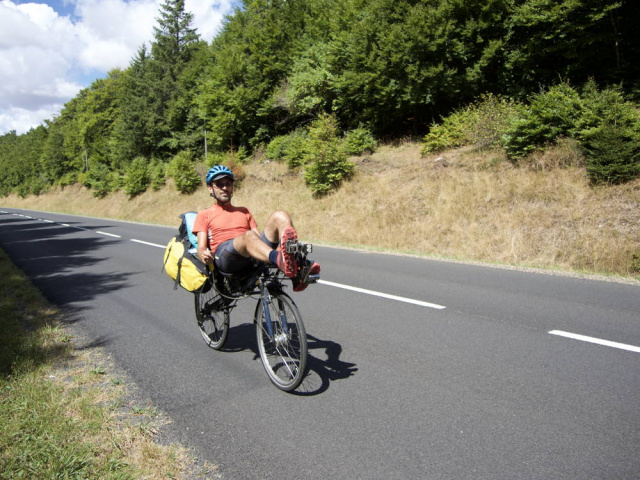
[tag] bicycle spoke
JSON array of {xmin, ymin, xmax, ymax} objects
[
  {"xmin": 195, "ymin": 290, "xmax": 229, "ymax": 350},
  {"xmin": 255, "ymin": 293, "xmax": 307, "ymax": 392}
]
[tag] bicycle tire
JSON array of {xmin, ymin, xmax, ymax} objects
[
  {"xmin": 255, "ymin": 292, "xmax": 308, "ymax": 392},
  {"xmin": 194, "ymin": 289, "xmax": 229, "ymax": 350}
]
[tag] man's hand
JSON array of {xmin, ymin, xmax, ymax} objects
[{"xmin": 200, "ymin": 248, "xmax": 213, "ymax": 264}]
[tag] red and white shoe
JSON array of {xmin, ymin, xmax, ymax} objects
[
  {"xmin": 293, "ymin": 262, "xmax": 321, "ymax": 292},
  {"xmin": 276, "ymin": 226, "xmax": 298, "ymax": 278}
]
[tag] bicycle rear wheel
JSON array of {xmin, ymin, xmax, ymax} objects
[
  {"xmin": 255, "ymin": 292, "xmax": 307, "ymax": 392},
  {"xmin": 194, "ymin": 289, "xmax": 229, "ymax": 350}
]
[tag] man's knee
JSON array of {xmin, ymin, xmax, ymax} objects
[
  {"xmin": 233, "ymin": 231, "xmax": 257, "ymax": 255},
  {"xmin": 268, "ymin": 210, "xmax": 292, "ymax": 226}
]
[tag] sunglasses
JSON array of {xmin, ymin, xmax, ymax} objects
[{"xmin": 212, "ymin": 179, "xmax": 234, "ymax": 189}]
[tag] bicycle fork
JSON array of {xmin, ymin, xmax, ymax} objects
[{"xmin": 259, "ymin": 283, "xmax": 289, "ymax": 345}]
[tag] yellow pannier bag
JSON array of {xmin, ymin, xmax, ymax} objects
[{"xmin": 163, "ymin": 236, "xmax": 210, "ymax": 292}]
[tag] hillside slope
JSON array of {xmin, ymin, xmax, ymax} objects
[{"xmin": 3, "ymin": 142, "xmax": 639, "ymax": 281}]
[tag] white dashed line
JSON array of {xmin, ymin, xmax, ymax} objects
[
  {"xmin": 96, "ymin": 231, "xmax": 121, "ymax": 238},
  {"xmin": 549, "ymin": 330, "xmax": 640, "ymax": 353},
  {"xmin": 131, "ymin": 239, "xmax": 165, "ymax": 248},
  {"xmin": 318, "ymin": 279, "xmax": 446, "ymax": 310}
]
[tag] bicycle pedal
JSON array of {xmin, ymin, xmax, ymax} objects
[{"xmin": 286, "ymin": 240, "xmax": 312, "ymax": 255}]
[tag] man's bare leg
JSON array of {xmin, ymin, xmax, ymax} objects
[
  {"xmin": 232, "ymin": 210, "xmax": 295, "ymax": 263},
  {"xmin": 260, "ymin": 210, "xmax": 294, "ymax": 246}
]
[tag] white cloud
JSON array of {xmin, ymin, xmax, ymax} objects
[
  {"xmin": 0, "ymin": 0, "xmax": 237, "ymax": 135},
  {"xmin": 0, "ymin": 105, "xmax": 63, "ymax": 133},
  {"xmin": 188, "ymin": 0, "xmax": 235, "ymax": 42},
  {"xmin": 75, "ymin": 0, "xmax": 158, "ymax": 70}
]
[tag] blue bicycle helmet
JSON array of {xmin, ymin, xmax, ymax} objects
[{"xmin": 205, "ymin": 165, "xmax": 234, "ymax": 185}]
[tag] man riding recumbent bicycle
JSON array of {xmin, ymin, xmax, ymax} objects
[{"xmin": 191, "ymin": 165, "xmax": 320, "ymax": 392}]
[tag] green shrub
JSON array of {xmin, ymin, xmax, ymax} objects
[
  {"xmin": 343, "ymin": 127, "xmax": 377, "ymax": 155},
  {"xmin": 421, "ymin": 116, "xmax": 468, "ymax": 155},
  {"xmin": 283, "ymin": 131, "xmax": 310, "ymax": 168},
  {"xmin": 58, "ymin": 171, "xmax": 78, "ymax": 187},
  {"xmin": 265, "ymin": 130, "xmax": 309, "ymax": 168},
  {"xmin": 168, "ymin": 151, "xmax": 201, "ymax": 194},
  {"xmin": 78, "ymin": 171, "xmax": 91, "ymax": 188},
  {"xmin": 575, "ymin": 81, "xmax": 640, "ymax": 137},
  {"xmin": 206, "ymin": 151, "xmax": 226, "ymax": 168},
  {"xmin": 470, "ymin": 95, "xmax": 523, "ymax": 149},
  {"xmin": 583, "ymin": 124, "xmax": 640, "ymax": 184},
  {"xmin": 16, "ymin": 183, "xmax": 30, "ymax": 198},
  {"xmin": 303, "ymin": 114, "xmax": 354, "ymax": 195},
  {"xmin": 422, "ymin": 94, "xmax": 521, "ymax": 155},
  {"xmin": 503, "ymin": 83, "xmax": 583, "ymax": 159},
  {"xmin": 265, "ymin": 135, "xmax": 289, "ymax": 162},
  {"xmin": 236, "ymin": 145, "xmax": 250, "ymax": 164},
  {"xmin": 150, "ymin": 160, "xmax": 166, "ymax": 191},
  {"xmin": 86, "ymin": 163, "xmax": 112, "ymax": 198},
  {"xmin": 108, "ymin": 171, "xmax": 125, "ymax": 191},
  {"xmin": 123, "ymin": 157, "xmax": 150, "ymax": 198},
  {"xmin": 579, "ymin": 83, "xmax": 640, "ymax": 184},
  {"xmin": 30, "ymin": 177, "xmax": 49, "ymax": 196},
  {"xmin": 501, "ymin": 81, "xmax": 640, "ymax": 184},
  {"xmin": 207, "ymin": 147, "xmax": 251, "ymax": 169}
]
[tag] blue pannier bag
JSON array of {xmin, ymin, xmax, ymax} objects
[{"xmin": 178, "ymin": 211, "xmax": 199, "ymax": 252}]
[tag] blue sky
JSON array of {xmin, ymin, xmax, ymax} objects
[
  {"xmin": 0, "ymin": 0, "xmax": 239, "ymax": 135},
  {"xmin": 16, "ymin": 0, "xmax": 79, "ymax": 18}
]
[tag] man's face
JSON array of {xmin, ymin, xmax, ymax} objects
[{"xmin": 210, "ymin": 176, "xmax": 234, "ymax": 203}]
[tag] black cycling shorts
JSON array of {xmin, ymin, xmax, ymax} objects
[{"xmin": 214, "ymin": 233, "xmax": 277, "ymax": 274}]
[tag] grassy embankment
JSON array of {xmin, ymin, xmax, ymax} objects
[
  {"xmin": 4, "ymin": 141, "xmax": 640, "ymax": 280},
  {"xmin": 0, "ymin": 249, "xmax": 216, "ymax": 478}
]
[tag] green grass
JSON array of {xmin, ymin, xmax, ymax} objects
[{"xmin": 0, "ymin": 248, "xmax": 206, "ymax": 479}]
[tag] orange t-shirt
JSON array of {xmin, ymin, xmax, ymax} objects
[{"xmin": 192, "ymin": 204, "xmax": 258, "ymax": 254}]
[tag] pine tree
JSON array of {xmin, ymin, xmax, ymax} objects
[
  {"xmin": 116, "ymin": 0, "xmax": 202, "ymax": 161},
  {"xmin": 152, "ymin": 0, "xmax": 200, "ymax": 83}
]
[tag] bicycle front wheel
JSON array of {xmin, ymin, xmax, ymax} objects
[
  {"xmin": 194, "ymin": 289, "xmax": 229, "ymax": 350},
  {"xmin": 255, "ymin": 292, "xmax": 307, "ymax": 392}
]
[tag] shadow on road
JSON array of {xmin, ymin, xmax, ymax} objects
[
  {"xmin": 213, "ymin": 322, "xmax": 357, "ymax": 395},
  {"xmin": 295, "ymin": 333, "xmax": 358, "ymax": 396},
  {"xmin": 0, "ymin": 213, "xmax": 134, "ymax": 322}
]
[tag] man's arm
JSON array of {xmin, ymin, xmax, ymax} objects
[{"xmin": 197, "ymin": 231, "xmax": 213, "ymax": 264}]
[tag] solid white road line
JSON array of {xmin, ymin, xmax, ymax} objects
[
  {"xmin": 549, "ymin": 330, "xmax": 640, "ymax": 353},
  {"xmin": 318, "ymin": 279, "xmax": 446, "ymax": 310}
]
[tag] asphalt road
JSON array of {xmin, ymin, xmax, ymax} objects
[{"xmin": 1, "ymin": 207, "xmax": 639, "ymax": 479}]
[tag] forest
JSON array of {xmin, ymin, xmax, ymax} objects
[{"xmin": 1, "ymin": 0, "xmax": 639, "ymax": 198}]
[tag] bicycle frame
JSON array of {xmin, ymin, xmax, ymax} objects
[{"xmin": 194, "ymin": 239, "xmax": 317, "ymax": 391}]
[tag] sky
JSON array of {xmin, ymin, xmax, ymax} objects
[{"xmin": 0, "ymin": 0, "xmax": 239, "ymax": 136}]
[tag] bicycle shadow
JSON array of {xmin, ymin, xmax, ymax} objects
[
  {"xmin": 295, "ymin": 334, "xmax": 358, "ymax": 396},
  {"xmin": 219, "ymin": 324, "xmax": 357, "ymax": 395}
]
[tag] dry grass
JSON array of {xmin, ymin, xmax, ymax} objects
[
  {"xmin": 0, "ymin": 248, "xmax": 217, "ymax": 479},
  {"xmin": 3, "ymin": 141, "xmax": 639, "ymax": 279}
]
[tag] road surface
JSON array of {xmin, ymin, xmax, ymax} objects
[{"xmin": 1, "ymin": 207, "xmax": 639, "ymax": 479}]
